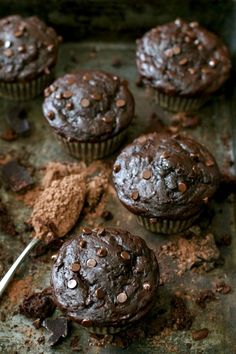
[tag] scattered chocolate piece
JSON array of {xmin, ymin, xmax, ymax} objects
[
  {"xmin": 101, "ymin": 210, "xmax": 113, "ymax": 220},
  {"xmin": 37, "ymin": 336, "xmax": 45, "ymax": 344},
  {"xmin": 19, "ymin": 288, "xmax": 55, "ymax": 319},
  {"xmin": 120, "ymin": 251, "xmax": 131, "ymax": 260},
  {"xmin": 63, "ymin": 91, "xmax": 73, "ymax": 99},
  {"xmin": 91, "ymin": 92, "xmax": 102, "ymax": 101},
  {"xmin": 216, "ymin": 234, "xmax": 232, "ymax": 247},
  {"xmin": 195, "ymin": 290, "xmax": 216, "ymax": 308},
  {"xmin": 1, "ymin": 160, "xmax": 34, "ymax": 192},
  {"xmin": 47, "ymin": 111, "xmax": 55, "ymax": 120},
  {"xmin": 42, "ymin": 317, "xmax": 69, "ymax": 346},
  {"xmin": 79, "ymin": 240, "xmax": 87, "ymax": 248},
  {"xmin": 192, "ymin": 328, "xmax": 209, "ymax": 341},
  {"xmin": 66, "ymin": 102, "xmax": 74, "ymax": 110},
  {"xmin": 179, "ymin": 57, "xmax": 188, "ymax": 65},
  {"xmin": 82, "ymin": 227, "xmax": 92, "ymax": 234},
  {"xmin": 215, "ymin": 281, "xmax": 232, "ymax": 294},
  {"xmin": 168, "ymin": 295, "xmax": 193, "ymax": 330},
  {"xmin": 111, "ymin": 58, "xmax": 123, "ymax": 67},
  {"xmin": 5, "ymin": 106, "xmax": 30, "ymax": 137},
  {"xmin": 0, "ymin": 128, "xmax": 17, "ymax": 141}
]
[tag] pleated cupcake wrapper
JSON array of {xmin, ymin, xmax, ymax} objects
[
  {"xmin": 136, "ymin": 214, "xmax": 200, "ymax": 234},
  {"xmin": 84, "ymin": 324, "xmax": 127, "ymax": 335},
  {"xmin": 0, "ymin": 70, "xmax": 55, "ymax": 101},
  {"xmin": 56, "ymin": 129, "xmax": 127, "ymax": 162},
  {"xmin": 154, "ymin": 90, "xmax": 207, "ymax": 113}
]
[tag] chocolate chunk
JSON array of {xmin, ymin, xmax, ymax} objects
[
  {"xmin": 95, "ymin": 288, "xmax": 105, "ymax": 299},
  {"xmin": 116, "ymin": 99, "xmax": 126, "ymax": 108},
  {"xmin": 178, "ymin": 182, "xmax": 187, "ymax": 193},
  {"xmin": 113, "ymin": 164, "xmax": 121, "ymax": 173},
  {"xmin": 63, "ymin": 91, "xmax": 73, "ymax": 99},
  {"xmin": 80, "ymin": 98, "xmax": 90, "ymax": 108},
  {"xmin": 1, "ymin": 160, "xmax": 34, "ymax": 192},
  {"xmin": 142, "ymin": 169, "xmax": 152, "ymax": 180},
  {"xmin": 96, "ymin": 248, "xmax": 107, "ymax": 257},
  {"xmin": 131, "ymin": 191, "xmax": 139, "ymax": 200},
  {"xmin": 87, "ymin": 258, "xmax": 97, "ymax": 268},
  {"xmin": 120, "ymin": 251, "xmax": 131, "ymax": 260},
  {"xmin": 117, "ymin": 292, "xmax": 128, "ymax": 303},
  {"xmin": 5, "ymin": 106, "xmax": 30, "ymax": 137},
  {"xmin": 192, "ymin": 328, "xmax": 209, "ymax": 341},
  {"xmin": 70, "ymin": 262, "xmax": 81, "ymax": 272},
  {"xmin": 42, "ymin": 317, "xmax": 69, "ymax": 346}
]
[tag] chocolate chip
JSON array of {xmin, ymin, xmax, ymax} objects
[
  {"xmin": 70, "ymin": 262, "xmax": 80, "ymax": 272},
  {"xmin": 63, "ymin": 91, "xmax": 73, "ymax": 99},
  {"xmin": 47, "ymin": 111, "xmax": 55, "ymax": 120},
  {"xmin": 66, "ymin": 102, "xmax": 73, "ymax": 110},
  {"xmin": 18, "ymin": 45, "xmax": 26, "ymax": 53},
  {"xmin": 4, "ymin": 49, "xmax": 13, "ymax": 57},
  {"xmin": 67, "ymin": 77, "xmax": 76, "ymax": 85},
  {"xmin": 178, "ymin": 182, "xmax": 187, "ymax": 193},
  {"xmin": 79, "ymin": 240, "xmax": 86, "ymax": 248},
  {"xmin": 205, "ymin": 160, "xmax": 214, "ymax": 167},
  {"xmin": 91, "ymin": 92, "xmax": 102, "ymax": 101},
  {"xmin": 82, "ymin": 227, "xmax": 92, "ymax": 234},
  {"xmin": 116, "ymin": 99, "xmax": 126, "ymax": 108},
  {"xmin": 67, "ymin": 279, "xmax": 77, "ymax": 289},
  {"xmin": 179, "ymin": 58, "xmax": 188, "ymax": 65},
  {"xmin": 14, "ymin": 30, "xmax": 23, "ymax": 37},
  {"xmin": 81, "ymin": 319, "xmax": 92, "ymax": 327},
  {"xmin": 143, "ymin": 282, "xmax": 151, "ymax": 291},
  {"xmin": 192, "ymin": 328, "xmax": 209, "ymax": 341},
  {"xmin": 80, "ymin": 98, "xmax": 90, "ymax": 108},
  {"xmin": 142, "ymin": 169, "xmax": 152, "ymax": 180},
  {"xmin": 117, "ymin": 292, "xmax": 128, "ymax": 303},
  {"xmin": 44, "ymin": 87, "xmax": 51, "ymax": 97},
  {"xmin": 164, "ymin": 48, "xmax": 174, "ymax": 57},
  {"xmin": 95, "ymin": 288, "xmax": 105, "ymax": 299},
  {"xmin": 188, "ymin": 68, "xmax": 196, "ymax": 75},
  {"xmin": 96, "ymin": 248, "xmax": 107, "ymax": 257},
  {"xmin": 149, "ymin": 217, "xmax": 157, "ymax": 224},
  {"xmin": 101, "ymin": 210, "xmax": 113, "ymax": 220},
  {"xmin": 87, "ymin": 259, "xmax": 97, "ymax": 268},
  {"xmin": 102, "ymin": 116, "xmax": 113, "ymax": 124},
  {"xmin": 42, "ymin": 317, "xmax": 68, "ymax": 346},
  {"xmin": 131, "ymin": 191, "xmax": 139, "ymax": 200},
  {"xmin": 173, "ymin": 46, "xmax": 181, "ymax": 55},
  {"xmin": 113, "ymin": 164, "xmax": 121, "ymax": 173},
  {"xmin": 120, "ymin": 251, "xmax": 130, "ymax": 260},
  {"xmin": 4, "ymin": 40, "xmax": 11, "ymax": 48},
  {"xmin": 47, "ymin": 44, "xmax": 54, "ymax": 52},
  {"xmin": 209, "ymin": 59, "xmax": 217, "ymax": 67}
]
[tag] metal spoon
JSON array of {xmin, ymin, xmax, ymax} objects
[{"xmin": 0, "ymin": 237, "xmax": 40, "ymax": 297}]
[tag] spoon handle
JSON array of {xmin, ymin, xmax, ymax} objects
[{"xmin": 0, "ymin": 237, "xmax": 40, "ymax": 298}]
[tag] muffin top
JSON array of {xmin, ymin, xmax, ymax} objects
[
  {"xmin": 51, "ymin": 227, "xmax": 159, "ymax": 328},
  {"xmin": 0, "ymin": 15, "xmax": 59, "ymax": 82},
  {"xmin": 136, "ymin": 19, "xmax": 231, "ymax": 97},
  {"xmin": 113, "ymin": 133, "xmax": 220, "ymax": 220},
  {"xmin": 43, "ymin": 70, "xmax": 135, "ymax": 142}
]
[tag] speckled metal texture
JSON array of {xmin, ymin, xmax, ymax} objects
[{"xmin": 0, "ymin": 41, "xmax": 236, "ymax": 354}]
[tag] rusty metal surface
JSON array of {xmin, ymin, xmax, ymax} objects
[{"xmin": 0, "ymin": 42, "xmax": 236, "ymax": 354}]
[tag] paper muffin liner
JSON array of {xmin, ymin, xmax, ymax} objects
[
  {"xmin": 153, "ymin": 89, "xmax": 207, "ymax": 113},
  {"xmin": 56, "ymin": 129, "xmax": 127, "ymax": 162},
  {"xmin": 83, "ymin": 324, "xmax": 127, "ymax": 335},
  {"xmin": 136, "ymin": 214, "xmax": 200, "ymax": 234},
  {"xmin": 0, "ymin": 70, "xmax": 55, "ymax": 101}
]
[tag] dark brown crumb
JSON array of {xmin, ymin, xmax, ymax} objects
[
  {"xmin": 111, "ymin": 58, "xmax": 123, "ymax": 67},
  {"xmin": 101, "ymin": 210, "xmax": 113, "ymax": 220},
  {"xmin": 216, "ymin": 234, "xmax": 232, "ymax": 247},
  {"xmin": 215, "ymin": 173, "xmax": 236, "ymax": 201},
  {"xmin": 19, "ymin": 288, "xmax": 55, "ymax": 320},
  {"xmin": 0, "ymin": 198, "xmax": 17, "ymax": 236},
  {"xmin": 167, "ymin": 295, "xmax": 193, "ymax": 330},
  {"xmin": 0, "ymin": 311, "xmax": 6, "ymax": 322},
  {"xmin": 0, "ymin": 128, "xmax": 17, "ymax": 141},
  {"xmin": 70, "ymin": 336, "xmax": 82, "ymax": 352},
  {"xmin": 214, "ymin": 281, "xmax": 232, "ymax": 294},
  {"xmin": 33, "ymin": 319, "xmax": 42, "ymax": 329},
  {"xmin": 195, "ymin": 290, "xmax": 216, "ymax": 308},
  {"xmin": 192, "ymin": 328, "xmax": 209, "ymax": 340}
]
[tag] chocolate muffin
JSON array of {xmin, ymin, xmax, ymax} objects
[
  {"xmin": 51, "ymin": 227, "xmax": 159, "ymax": 334},
  {"xmin": 113, "ymin": 133, "xmax": 220, "ymax": 234},
  {"xmin": 0, "ymin": 15, "xmax": 60, "ymax": 100},
  {"xmin": 43, "ymin": 70, "xmax": 135, "ymax": 161},
  {"xmin": 136, "ymin": 19, "xmax": 231, "ymax": 112}
]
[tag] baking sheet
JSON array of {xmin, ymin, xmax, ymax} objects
[{"xmin": 0, "ymin": 42, "xmax": 236, "ymax": 354}]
